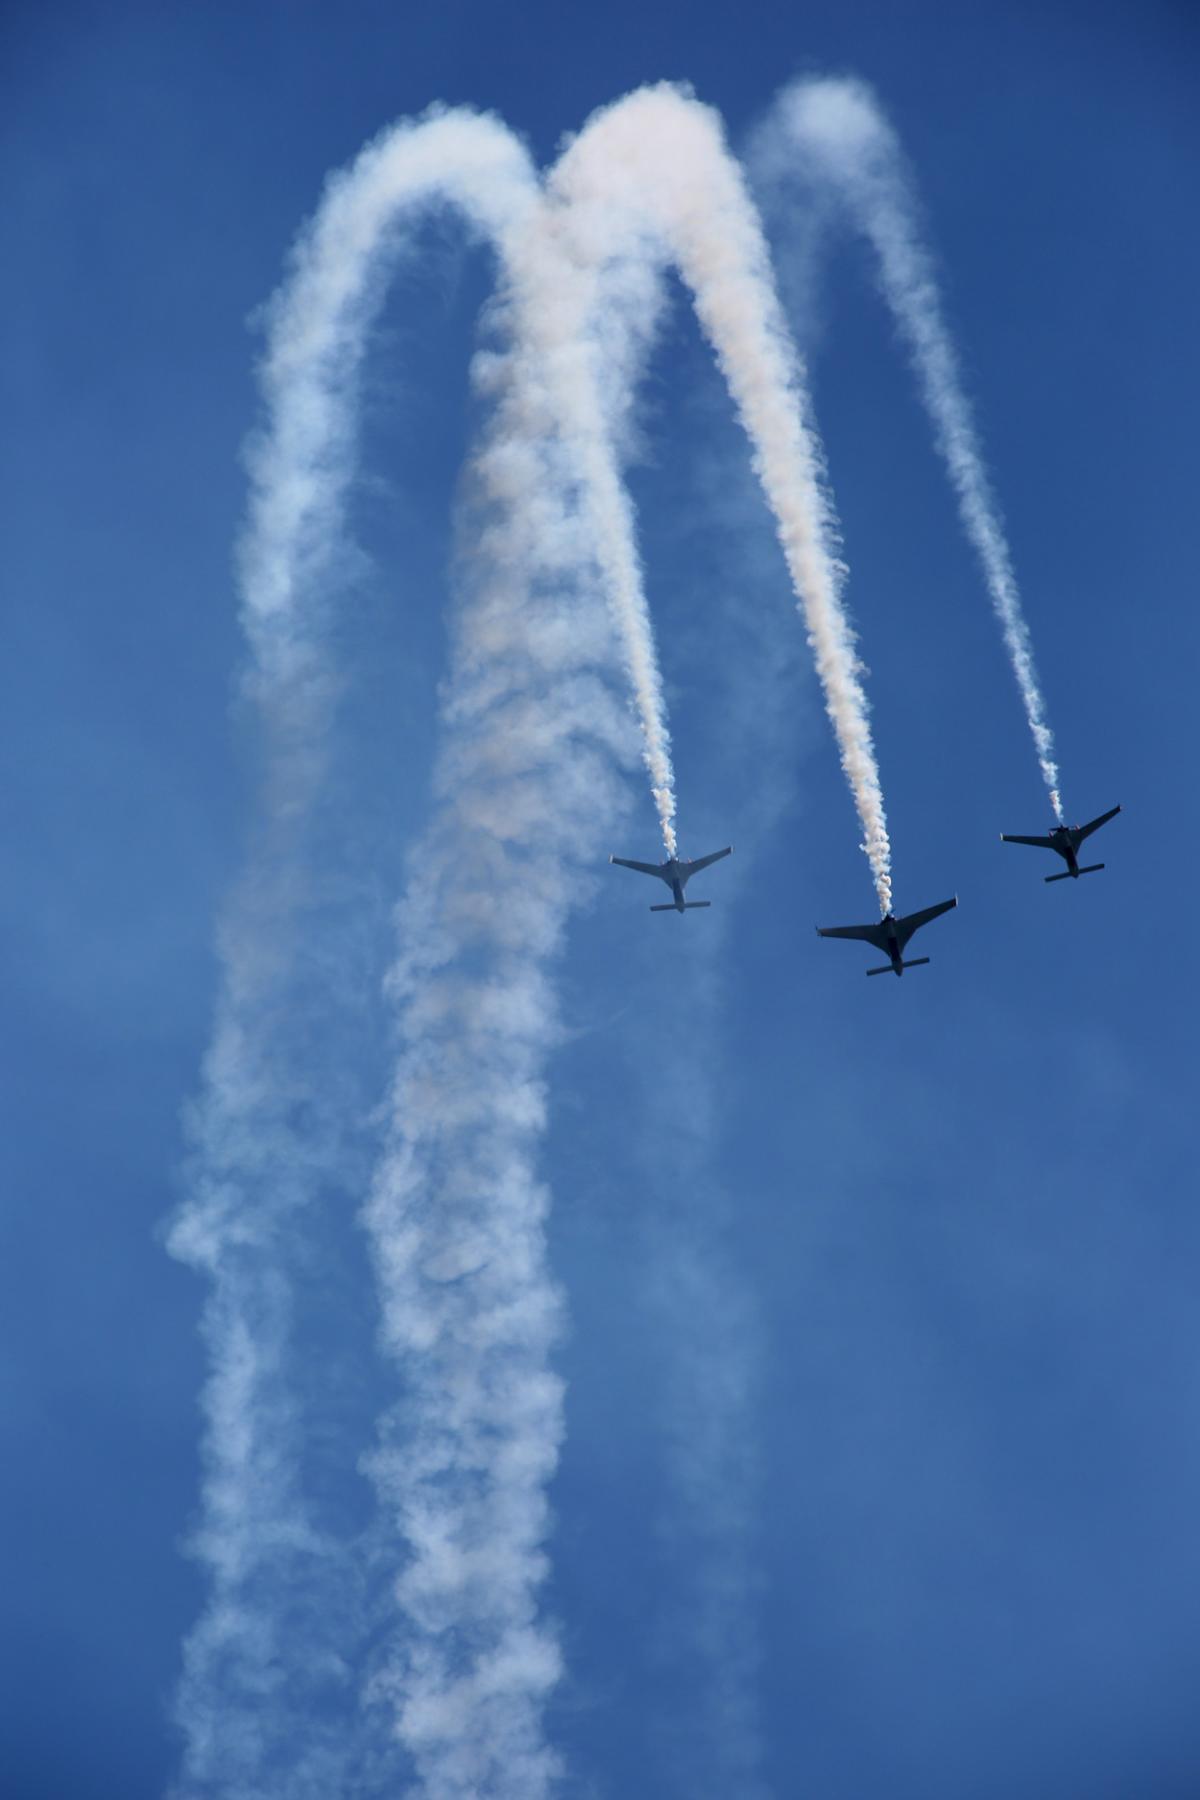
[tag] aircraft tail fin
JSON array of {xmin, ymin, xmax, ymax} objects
[{"xmin": 649, "ymin": 900, "xmax": 710, "ymax": 912}]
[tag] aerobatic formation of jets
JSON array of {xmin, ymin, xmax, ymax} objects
[{"xmin": 610, "ymin": 807, "xmax": 1120, "ymax": 979}]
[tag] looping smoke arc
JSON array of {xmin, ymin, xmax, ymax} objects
[
  {"xmin": 167, "ymin": 109, "xmax": 562, "ymax": 1799},
  {"xmin": 552, "ymin": 83, "xmax": 893, "ymax": 911},
  {"xmin": 169, "ymin": 79, "xmax": 958, "ymax": 1796},
  {"xmin": 755, "ymin": 76, "xmax": 1065, "ymax": 820}
]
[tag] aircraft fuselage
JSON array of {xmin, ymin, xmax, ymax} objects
[
  {"xmin": 880, "ymin": 919, "xmax": 905, "ymax": 975},
  {"xmin": 653, "ymin": 859, "xmax": 690, "ymax": 910},
  {"xmin": 1050, "ymin": 829, "xmax": 1083, "ymax": 875}
]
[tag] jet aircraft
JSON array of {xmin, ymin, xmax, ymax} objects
[
  {"xmin": 610, "ymin": 846, "xmax": 732, "ymax": 912},
  {"xmin": 816, "ymin": 896, "xmax": 958, "ymax": 977},
  {"xmin": 1000, "ymin": 805, "xmax": 1121, "ymax": 882}
]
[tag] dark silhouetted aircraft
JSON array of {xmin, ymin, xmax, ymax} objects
[
  {"xmin": 816, "ymin": 896, "xmax": 957, "ymax": 977},
  {"xmin": 610, "ymin": 846, "xmax": 732, "ymax": 912},
  {"xmin": 1000, "ymin": 805, "xmax": 1120, "ymax": 882}
]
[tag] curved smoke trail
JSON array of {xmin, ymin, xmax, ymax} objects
[
  {"xmin": 167, "ymin": 110, "xmax": 552, "ymax": 1794},
  {"xmin": 553, "ymin": 84, "xmax": 893, "ymax": 913},
  {"xmin": 169, "ymin": 104, "xmax": 659, "ymax": 1797},
  {"xmin": 173, "ymin": 80, "xmax": 910, "ymax": 1796},
  {"xmin": 244, "ymin": 105, "xmax": 676, "ymax": 850},
  {"xmin": 755, "ymin": 77, "xmax": 1064, "ymax": 820},
  {"xmin": 355, "ymin": 158, "xmax": 643, "ymax": 1797}
]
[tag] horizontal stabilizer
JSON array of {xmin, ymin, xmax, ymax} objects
[
  {"xmin": 866, "ymin": 955, "xmax": 930, "ymax": 977},
  {"xmin": 1078, "ymin": 863, "xmax": 1105, "ymax": 875},
  {"xmin": 1045, "ymin": 871, "xmax": 1071, "ymax": 883},
  {"xmin": 649, "ymin": 903, "xmax": 677, "ymax": 911},
  {"xmin": 649, "ymin": 901, "xmax": 711, "ymax": 912}
]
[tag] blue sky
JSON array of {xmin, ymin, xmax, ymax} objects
[{"xmin": 3, "ymin": 2, "xmax": 1198, "ymax": 1795}]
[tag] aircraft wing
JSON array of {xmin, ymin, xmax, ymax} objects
[
  {"xmin": 610, "ymin": 856, "xmax": 665, "ymax": 878},
  {"xmin": 1076, "ymin": 804, "xmax": 1121, "ymax": 841},
  {"xmin": 894, "ymin": 896, "xmax": 957, "ymax": 950},
  {"xmin": 683, "ymin": 846, "xmax": 732, "ymax": 875},
  {"xmin": 1000, "ymin": 833, "xmax": 1057, "ymax": 849},
  {"xmin": 815, "ymin": 921, "xmax": 888, "ymax": 951}
]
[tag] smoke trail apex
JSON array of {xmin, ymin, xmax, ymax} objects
[
  {"xmin": 759, "ymin": 77, "xmax": 1065, "ymax": 821},
  {"xmin": 551, "ymin": 83, "xmax": 893, "ymax": 911}
]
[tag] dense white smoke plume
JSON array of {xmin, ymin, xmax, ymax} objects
[
  {"xmin": 167, "ymin": 110, "xmax": 554, "ymax": 1795},
  {"xmin": 166, "ymin": 107, "xmax": 545, "ymax": 1797},
  {"xmin": 503, "ymin": 199, "xmax": 679, "ymax": 854},
  {"xmin": 358, "ymin": 165, "xmax": 642, "ymax": 1792},
  {"xmin": 246, "ymin": 106, "xmax": 677, "ymax": 855},
  {"xmin": 169, "ymin": 105, "xmax": 646, "ymax": 1797},
  {"xmin": 554, "ymin": 84, "xmax": 893, "ymax": 913},
  {"xmin": 756, "ymin": 77, "xmax": 1064, "ymax": 820},
  {"xmin": 173, "ymin": 80, "xmax": 911, "ymax": 1797}
]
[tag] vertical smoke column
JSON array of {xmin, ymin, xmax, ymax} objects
[
  {"xmin": 553, "ymin": 83, "xmax": 894, "ymax": 913},
  {"xmin": 360, "ymin": 215, "xmax": 638, "ymax": 1794},
  {"xmin": 757, "ymin": 77, "xmax": 1064, "ymax": 819}
]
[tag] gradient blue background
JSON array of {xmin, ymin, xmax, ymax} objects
[{"xmin": 3, "ymin": 1, "xmax": 1197, "ymax": 1794}]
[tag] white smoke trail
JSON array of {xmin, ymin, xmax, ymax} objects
[
  {"xmin": 177, "ymin": 79, "xmax": 916, "ymax": 1795},
  {"xmin": 168, "ymin": 907, "xmax": 377, "ymax": 1798},
  {"xmin": 553, "ymin": 84, "xmax": 893, "ymax": 913},
  {"xmin": 166, "ymin": 109, "xmax": 558, "ymax": 1795},
  {"xmin": 171, "ymin": 99, "xmax": 687, "ymax": 1796},
  {"xmin": 359, "ymin": 287, "xmax": 639, "ymax": 1794},
  {"xmin": 498, "ymin": 204, "xmax": 679, "ymax": 854},
  {"xmin": 756, "ymin": 77, "xmax": 1064, "ymax": 820},
  {"xmin": 237, "ymin": 104, "xmax": 676, "ymax": 854}
]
